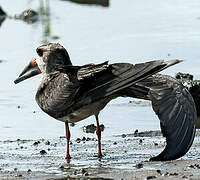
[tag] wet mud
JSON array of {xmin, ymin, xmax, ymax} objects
[{"xmin": 1, "ymin": 130, "xmax": 200, "ymax": 179}]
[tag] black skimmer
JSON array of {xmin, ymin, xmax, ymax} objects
[
  {"xmin": 14, "ymin": 43, "xmax": 196, "ymax": 162},
  {"xmin": 176, "ymin": 72, "xmax": 200, "ymax": 128}
]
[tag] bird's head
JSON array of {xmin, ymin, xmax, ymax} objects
[{"xmin": 14, "ymin": 43, "xmax": 72, "ymax": 84}]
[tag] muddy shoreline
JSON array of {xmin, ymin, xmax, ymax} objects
[{"xmin": 1, "ymin": 130, "xmax": 200, "ymax": 179}]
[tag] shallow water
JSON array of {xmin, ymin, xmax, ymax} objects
[
  {"xmin": 0, "ymin": 0, "xmax": 200, "ymax": 178},
  {"xmin": 1, "ymin": 0, "xmax": 200, "ymax": 140}
]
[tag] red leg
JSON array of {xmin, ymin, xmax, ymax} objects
[
  {"xmin": 95, "ymin": 115, "xmax": 102, "ymax": 158},
  {"xmin": 65, "ymin": 121, "xmax": 71, "ymax": 163}
]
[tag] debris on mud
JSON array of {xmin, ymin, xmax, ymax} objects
[
  {"xmin": 83, "ymin": 123, "xmax": 105, "ymax": 133},
  {"xmin": 176, "ymin": 72, "xmax": 193, "ymax": 80},
  {"xmin": 1, "ymin": 130, "xmax": 200, "ymax": 179},
  {"xmin": 70, "ymin": 122, "xmax": 76, "ymax": 127},
  {"xmin": 115, "ymin": 129, "xmax": 162, "ymax": 138},
  {"xmin": 14, "ymin": 9, "xmax": 39, "ymax": 24},
  {"xmin": 45, "ymin": 140, "xmax": 50, "ymax": 145},
  {"xmin": 136, "ymin": 163, "xmax": 143, "ymax": 169},
  {"xmin": 40, "ymin": 150, "xmax": 47, "ymax": 155},
  {"xmin": 33, "ymin": 141, "xmax": 40, "ymax": 146},
  {"xmin": 133, "ymin": 130, "xmax": 162, "ymax": 137},
  {"xmin": 146, "ymin": 175, "xmax": 157, "ymax": 179}
]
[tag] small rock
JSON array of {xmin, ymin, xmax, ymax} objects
[
  {"xmin": 136, "ymin": 163, "xmax": 143, "ymax": 169},
  {"xmin": 189, "ymin": 164, "xmax": 195, "ymax": 168},
  {"xmin": 82, "ymin": 137, "xmax": 86, "ymax": 141},
  {"xmin": 60, "ymin": 165, "xmax": 64, "ymax": 169},
  {"xmin": 27, "ymin": 169, "xmax": 32, "ymax": 173},
  {"xmin": 113, "ymin": 142, "xmax": 117, "ymax": 145},
  {"xmin": 195, "ymin": 164, "xmax": 200, "ymax": 168},
  {"xmin": 76, "ymin": 138, "xmax": 81, "ymax": 143},
  {"xmin": 86, "ymin": 137, "xmax": 91, "ymax": 141},
  {"xmin": 83, "ymin": 124, "xmax": 96, "ymax": 133},
  {"xmin": 33, "ymin": 141, "xmax": 40, "ymax": 146},
  {"xmin": 33, "ymin": 111, "xmax": 36, "ymax": 113},
  {"xmin": 45, "ymin": 140, "xmax": 50, "ymax": 145},
  {"xmin": 175, "ymin": 72, "xmax": 193, "ymax": 81},
  {"xmin": 99, "ymin": 124, "xmax": 105, "ymax": 131},
  {"xmin": 70, "ymin": 122, "xmax": 75, "ymax": 127},
  {"xmin": 139, "ymin": 139, "xmax": 143, "ymax": 143},
  {"xmin": 81, "ymin": 168, "xmax": 87, "ymax": 174},
  {"xmin": 156, "ymin": 169, "xmax": 161, "ymax": 174},
  {"xmin": 17, "ymin": 174, "xmax": 22, "ymax": 177},
  {"xmin": 169, "ymin": 172, "xmax": 178, "ymax": 176},
  {"xmin": 40, "ymin": 150, "xmax": 47, "ymax": 155},
  {"xmin": 121, "ymin": 134, "xmax": 126, "ymax": 138},
  {"xmin": 84, "ymin": 172, "xmax": 89, "ymax": 176},
  {"xmin": 134, "ymin": 129, "xmax": 139, "ymax": 136},
  {"xmin": 164, "ymin": 172, "xmax": 169, "ymax": 176},
  {"xmin": 17, "ymin": 105, "xmax": 21, "ymax": 109},
  {"xmin": 146, "ymin": 176, "xmax": 156, "ymax": 179},
  {"xmin": 83, "ymin": 124, "xmax": 105, "ymax": 133},
  {"xmin": 14, "ymin": 168, "xmax": 18, "ymax": 171},
  {"xmin": 154, "ymin": 143, "xmax": 158, "ymax": 146}
]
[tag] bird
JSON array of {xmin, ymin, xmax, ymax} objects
[
  {"xmin": 14, "ymin": 43, "xmax": 197, "ymax": 163},
  {"xmin": 175, "ymin": 72, "xmax": 200, "ymax": 128}
]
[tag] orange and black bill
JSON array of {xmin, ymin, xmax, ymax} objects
[{"xmin": 14, "ymin": 57, "xmax": 41, "ymax": 84}]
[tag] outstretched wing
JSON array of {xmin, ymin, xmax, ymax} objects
[
  {"xmin": 75, "ymin": 59, "xmax": 181, "ymax": 105},
  {"xmin": 134, "ymin": 74, "xmax": 197, "ymax": 161}
]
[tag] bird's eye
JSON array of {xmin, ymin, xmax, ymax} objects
[{"xmin": 36, "ymin": 48, "xmax": 43, "ymax": 57}]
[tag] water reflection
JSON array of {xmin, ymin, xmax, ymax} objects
[
  {"xmin": 0, "ymin": 0, "xmax": 109, "ymax": 42},
  {"xmin": 38, "ymin": 0, "xmax": 53, "ymax": 43},
  {"xmin": 61, "ymin": 0, "xmax": 109, "ymax": 7}
]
